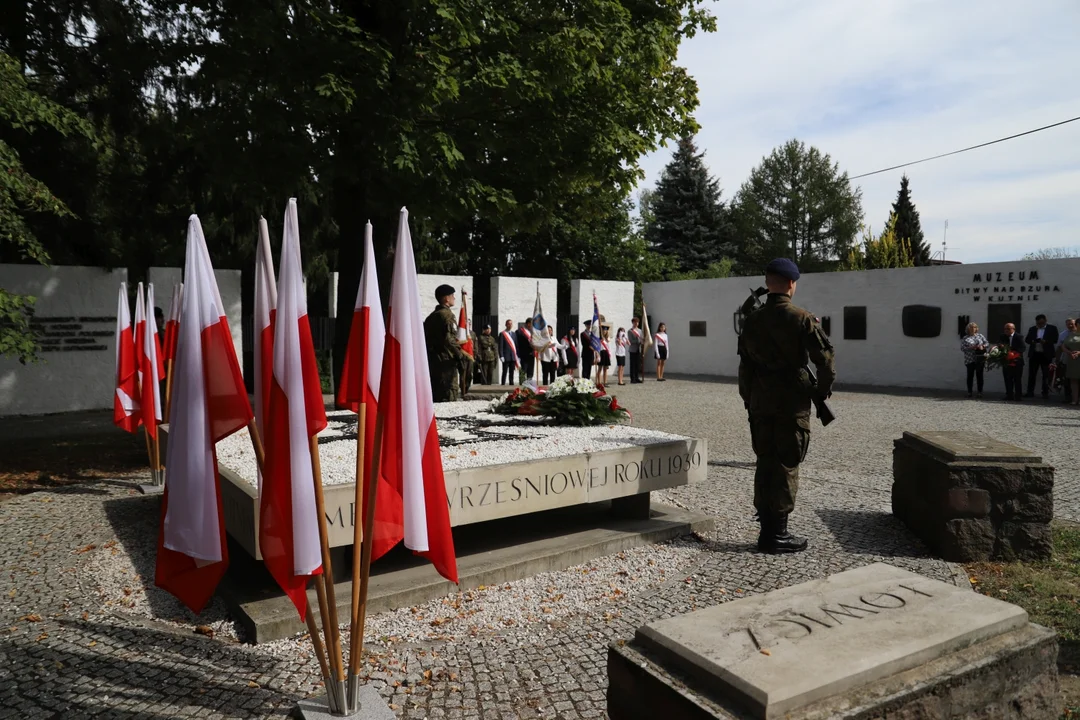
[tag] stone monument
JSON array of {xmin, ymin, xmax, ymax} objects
[
  {"xmin": 607, "ymin": 563, "xmax": 1059, "ymax": 719},
  {"xmin": 892, "ymin": 431, "xmax": 1053, "ymax": 561}
]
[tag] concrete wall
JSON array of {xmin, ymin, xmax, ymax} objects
[
  {"xmin": 490, "ymin": 276, "xmax": 559, "ymax": 381},
  {"xmin": 416, "ymin": 274, "xmax": 472, "ymax": 322},
  {"xmin": 0, "ymin": 265, "xmax": 126, "ymax": 416},
  {"xmin": 570, "ymin": 279, "xmax": 636, "ymax": 338},
  {"xmin": 148, "ymin": 266, "xmax": 243, "ymax": 371},
  {"xmin": 642, "ymin": 259, "xmax": 1080, "ymax": 392}
]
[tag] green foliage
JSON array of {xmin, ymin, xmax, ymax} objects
[
  {"xmin": 1023, "ymin": 247, "xmax": 1080, "ymax": 260},
  {"xmin": 644, "ymin": 134, "xmax": 734, "ymax": 272},
  {"xmin": 842, "ymin": 213, "xmax": 915, "ymax": 271},
  {"xmin": 0, "ymin": 50, "xmax": 95, "ymax": 362},
  {"xmin": 733, "ymin": 139, "xmax": 863, "ymax": 273},
  {"xmin": 891, "ymin": 175, "xmax": 929, "ymax": 265}
]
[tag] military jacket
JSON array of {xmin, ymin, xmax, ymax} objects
[
  {"xmin": 424, "ymin": 305, "xmax": 465, "ymax": 364},
  {"xmin": 478, "ymin": 334, "xmax": 497, "ymax": 361},
  {"xmin": 737, "ymin": 293, "xmax": 835, "ymax": 419}
]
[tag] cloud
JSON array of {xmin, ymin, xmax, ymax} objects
[{"xmin": 639, "ymin": 0, "xmax": 1080, "ymax": 263}]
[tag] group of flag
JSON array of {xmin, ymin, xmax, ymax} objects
[{"xmin": 111, "ymin": 202, "xmax": 457, "ymax": 630}]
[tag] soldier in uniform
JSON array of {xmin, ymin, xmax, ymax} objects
[
  {"xmin": 738, "ymin": 258, "xmax": 835, "ymax": 554},
  {"xmin": 424, "ymin": 284, "xmax": 470, "ymax": 402},
  {"xmin": 477, "ymin": 325, "xmax": 497, "ymax": 385}
]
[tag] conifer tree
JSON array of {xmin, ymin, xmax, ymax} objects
[
  {"xmin": 891, "ymin": 174, "xmax": 930, "ymax": 265},
  {"xmin": 644, "ymin": 135, "xmax": 733, "ymax": 272}
]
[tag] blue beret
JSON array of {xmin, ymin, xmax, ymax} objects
[{"xmin": 765, "ymin": 258, "xmax": 800, "ymax": 281}]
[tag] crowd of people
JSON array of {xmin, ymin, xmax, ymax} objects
[{"xmin": 961, "ymin": 314, "xmax": 1080, "ymax": 404}]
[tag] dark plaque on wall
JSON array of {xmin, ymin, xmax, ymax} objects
[
  {"xmin": 902, "ymin": 305, "xmax": 942, "ymax": 338},
  {"xmin": 843, "ymin": 306, "xmax": 867, "ymax": 340},
  {"xmin": 957, "ymin": 314, "xmax": 971, "ymax": 338},
  {"xmin": 987, "ymin": 303, "xmax": 1022, "ymax": 339},
  {"xmin": 688, "ymin": 321, "xmax": 707, "ymax": 337}
]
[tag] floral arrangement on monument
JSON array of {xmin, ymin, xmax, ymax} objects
[
  {"xmin": 984, "ymin": 343, "xmax": 1022, "ymax": 371},
  {"xmin": 489, "ymin": 375, "xmax": 631, "ymax": 426}
]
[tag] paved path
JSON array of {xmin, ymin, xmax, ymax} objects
[{"xmin": 1, "ymin": 379, "xmax": 1073, "ymax": 718}]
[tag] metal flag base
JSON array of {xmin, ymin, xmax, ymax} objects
[
  {"xmin": 138, "ymin": 469, "xmax": 164, "ymax": 495},
  {"xmin": 296, "ymin": 683, "xmax": 394, "ymax": 719}
]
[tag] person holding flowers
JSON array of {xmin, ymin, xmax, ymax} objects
[{"xmin": 960, "ymin": 322, "xmax": 988, "ymax": 398}]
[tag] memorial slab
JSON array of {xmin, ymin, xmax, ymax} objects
[{"xmin": 632, "ymin": 563, "xmax": 1029, "ymax": 719}]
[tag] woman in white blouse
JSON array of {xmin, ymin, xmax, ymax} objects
[
  {"xmin": 614, "ymin": 327, "xmax": 629, "ymax": 385},
  {"xmin": 654, "ymin": 323, "xmax": 669, "ymax": 382},
  {"xmin": 539, "ymin": 326, "xmax": 562, "ymax": 385}
]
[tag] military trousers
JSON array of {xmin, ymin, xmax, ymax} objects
[
  {"xmin": 749, "ymin": 414, "xmax": 810, "ymax": 515},
  {"xmin": 431, "ymin": 362, "xmax": 460, "ymax": 402},
  {"xmin": 480, "ymin": 360, "xmax": 496, "ymax": 385}
]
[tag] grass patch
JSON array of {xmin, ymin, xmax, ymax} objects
[{"xmin": 966, "ymin": 521, "xmax": 1080, "ymax": 717}]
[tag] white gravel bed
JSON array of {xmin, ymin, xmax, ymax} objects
[{"xmin": 215, "ymin": 402, "xmax": 690, "ymax": 488}]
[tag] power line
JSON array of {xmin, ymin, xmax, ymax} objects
[{"xmin": 850, "ymin": 115, "xmax": 1080, "ymax": 179}]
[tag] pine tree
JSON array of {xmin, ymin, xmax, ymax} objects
[
  {"xmin": 644, "ymin": 135, "xmax": 734, "ymax": 272},
  {"xmin": 891, "ymin": 174, "xmax": 930, "ymax": 265}
]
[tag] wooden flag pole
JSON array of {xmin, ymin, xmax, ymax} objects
[
  {"xmin": 309, "ymin": 435, "xmax": 347, "ymax": 711},
  {"xmin": 304, "ymin": 609, "xmax": 334, "ymax": 709},
  {"xmin": 152, "ymin": 432, "xmax": 162, "ymax": 486},
  {"xmin": 346, "ymin": 403, "xmax": 367, "ymax": 709},
  {"xmin": 354, "ymin": 409, "xmax": 386, "ymax": 667},
  {"xmin": 163, "ymin": 359, "xmax": 175, "ymax": 423},
  {"xmin": 142, "ymin": 426, "xmax": 156, "ymax": 481}
]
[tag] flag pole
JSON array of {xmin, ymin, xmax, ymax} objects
[
  {"xmin": 246, "ymin": 419, "xmax": 266, "ymax": 471},
  {"xmin": 346, "ymin": 402, "xmax": 367, "ymax": 711},
  {"xmin": 309, "ymin": 435, "xmax": 347, "ymax": 713},
  {"xmin": 354, "ymin": 408, "xmax": 386, "ymax": 678},
  {"xmin": 142, "ymin": 426, "xmax": 157, "ymax": 483},
  {"xmin": 163, "ymin": 359, "xmax": 175, "ymax": 423},
  {"xmin": 153, "ymin": 433, "xmax": 162, "ymax": 486}
]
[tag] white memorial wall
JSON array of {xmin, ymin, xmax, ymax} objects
[
  {"xmin": 416, "ymin": 274, "xmax": 472, "ymax": 322},
  {"xmin": 0, "ymin": 264, "xmax": 127, "ymax": 415},
  {"xmin": 642, "ymin": 258, "xmax": 1080, "ymax": 392},
  {"xmin": 491, "ymin": 276, "xmax": 559, "ymax": 379},
  {"xmin": 570, "ymin": 279, "xmax": 635, "ymax": 337},
  {"xmin": 148, "ymin": 266, "xmax": 244, "ymax": 371}
]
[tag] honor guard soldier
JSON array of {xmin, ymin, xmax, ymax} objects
[
  {"xmin": 424, "ymin": 284, "xmax": 470, "ymax": 401},
  {"xmin": 477, "ymin": 325, "xmax": 497, "ymax": 385},
  {"xmin": 738, "ymin": 258, "xmax": 835, "ymax": 554}
]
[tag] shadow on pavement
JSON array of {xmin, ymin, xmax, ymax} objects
[{"xmin": 815, "ymin": 507, "xmax": 933, "ymax": 559}]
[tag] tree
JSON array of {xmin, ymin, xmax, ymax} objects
[
  {"xmin": 1022, "ymin": 247, "xmax": 1080, "ymax": 260},
  {"xmin": 891, "ymin": 174, "xmax": 929, "ymax": 265},
  {"xmin": 842, "ymin": 214, "xmax": 915, "ymax": 271},
  {"xmin": 0, "ymin": 50, "xmax": 94, "ymax": 361},
  {"xmin": 643, "ymin": 135, "xmax": 733, "ymax": 272},
  {"xmin": 733, "ymin": 139, "xmax": 863, "ymax": 273}
]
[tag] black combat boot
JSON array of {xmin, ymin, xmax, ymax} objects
[
  {"xmin": 769, "ymin": 513, "xmax": 808, "ymax": 554},
  {"xmin": 756, "ymin": 513, "xmax": 772, "ymax": 553}
]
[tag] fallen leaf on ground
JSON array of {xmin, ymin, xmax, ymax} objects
[
  {"xmin": 760, "ymin": 649, "xmax": 771, "ymax": 656},
  {"xmin": 21, "ymin": 614, "xmax": 42, "ymax": 622},
  {"xmin": 194, "ymin": 625, "xmax": 214, "ymax": 638},
  {"xmin": 36, "ymin": 633, "xmax": 48, "ymax": 641},
  {"xmin": 247, "ymin": 681, "xmax": 259, "ymax": 688},
  {"xmin": 74, "ymin": 544, "xmax": 96, "ymax": 554},
  {"xmin": 7, "ymin": 589, "xmax": 14, "ymax": 598},
  {"xmin": 87, "ymin": 641, "xmax": 97, "ymax": 647}
]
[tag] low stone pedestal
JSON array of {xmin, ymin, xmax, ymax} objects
[
  {"xmin": 892, "ymin": 431, "xmax": 1053, "ymax": 561},
  {"xmin": 607, "ymin": 563, "xmax": 1059, "ymax": 719}
]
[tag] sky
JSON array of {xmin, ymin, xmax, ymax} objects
[{"xmin": 636, "ymin": 0, "xmax": 1080, "ymax": 263}]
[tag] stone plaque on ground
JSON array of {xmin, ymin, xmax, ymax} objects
[{"xmin": 608, "ymin": 563, "xmax": 1059, "ymax": 719}]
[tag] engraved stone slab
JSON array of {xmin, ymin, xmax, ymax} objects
[
  {"xmin": 899, "ymin": 430, "xmax": 1042, "ymax": 464},
  {"xmin": 635, "ymin": 563, "xmax": 1028, "ymax": 719}
]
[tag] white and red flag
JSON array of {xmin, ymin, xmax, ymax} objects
[
  {"xmin": 113, "ymin": 282, "xmax": 141, "ymax": 433},
  {"xmin": 135, "ymin": 283, "xmax": 164, "ymax": 439},
  {"xmin": 336, "ymin": 222, "xmax": 401, "ymax": 560},
  {"xmin": 156, "ymin": 215, "xmax": 253, "ymax": 614},
  {"xmin": 260, "ymin": 199, "xmax": 328, "ymax": 619},
  {"xmin": 254, "ymin": 216, "xmax": 277, "ymax": 454},
  {"xmin": 377, "ymin": 208, "xmax": 457, "ymax": 583},
  {"xmin": 457, "ymin": 290, "xmax": 473, "ymax": 357},
  {"xmin": 163, "ymin": 283, "xmax": 183, "ymax": 366}
]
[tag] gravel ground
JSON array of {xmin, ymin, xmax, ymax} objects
[{"xmin": 1, "ymin": 378, "xmax": 1074, "ymax": 718}]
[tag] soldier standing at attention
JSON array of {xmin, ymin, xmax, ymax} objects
[
  {"xmin": 424, "ymin": 284, "xmax": 470, "ymax": 402},
  {"xmin": 738, "ymin": 258, "xmax": 835, "ymax": 554},
  {"xmin": 478, "ymin": 325, "xmax": 497, "ymax": 385}
]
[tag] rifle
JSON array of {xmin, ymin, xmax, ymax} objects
[{"xmin": 737, "ymin": 287, "xmax": 836, "ymax": 427}]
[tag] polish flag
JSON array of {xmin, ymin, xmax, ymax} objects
[
  {"xmin": 336, "ymin": 222, "xmax": 400, "ymax": 561},
  {"xmin": 377, "ymin": 208, "xmax": 457, "ymax": 583},
  {"xmin": 254, "ymin": 217, "xmax": 277, "ymax": 460},
  {"xmin": 457, "ymin": 290, "xmax": 473, "ymax": 357},
  {"xmin": 163, "ymin": 283, "xmax": 183, "ymax": 365},
  {"xmin": 260, "ymin": 199, "xmax": 327, "ymax": 619},
  {"xmin": 156, "ymin": 215, "xmax": 253, "ymax": 614},
  {"xmin": 135, "ymin": 283, "xmax": 164, "ymax": 439},
  {"xmin": 113, "ymin": 282, "xmax": 141, "ymax": 432}
]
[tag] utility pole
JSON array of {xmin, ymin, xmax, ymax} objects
[{"xmin": 942, "ymin": 220, "xmax": 949, "ymax": 263}]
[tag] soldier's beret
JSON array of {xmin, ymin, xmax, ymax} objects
[
  {"xmin": 435, "ymin": 284, "xmax": 456, "ymax": 299},
  {"xmin": 765, "ymin": 258, "xmax": 800, "ymax": 281}
]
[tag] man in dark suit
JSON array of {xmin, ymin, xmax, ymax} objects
[
  {"xmin": 1000, "ymin": 322, "xmax": 1026, "ymax": 401},
  {"xmin": 580, "ymin": 320, "xmax": 596, "ymax": 382},
  {"xmin": 1025, "ymin": 314, "xmax": 1059, "ymax": 398},
  {"xmin": 515, "ymin": 318, "xmax": 535, "ymax": 382}
]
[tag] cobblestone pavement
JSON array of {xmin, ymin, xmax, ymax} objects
[{"xmin": 1, "ymin": 379, "xmax": 1071, "ymax": 719}]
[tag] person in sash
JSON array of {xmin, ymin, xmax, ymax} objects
[
  {"xmin": 614, "ymin": 327, "xmax": 629, "ymax": 385},
  {"xmin": 654, "ymin": 322, "xmax": 669, "ymax": 381},
  {"xmin": 538, "ymin": 326, "xmax": 561, "ymax": 385},
  {"xmin": 516, "ymin": 317, "xmax": 536, "ymax": 383},
  {"xmin": 499, "ymin": 319, "xmax": 519, "ymax": 385},
  {"xmin": 628, "ymin": 317, "xmax": 644, "ymax": 384},
  {"xmin": 581, "ymin": 320, "xmax": 596, "ymax": 381},
  {"xmin": 598, "ymin": 326, "xmax": 612, "ymax": 384},
  {"xmin": 562, "ymin": 327, "xmax": 579, "ymax": 377}
]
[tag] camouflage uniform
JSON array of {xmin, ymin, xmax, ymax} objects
[
  {"xmin": 424, "ymin": 304, "xmax": 466, "ymax": 402},
  {"xmin": 478, "ymin": 332, "xmax": 497, "ymax": 385},
  {"xmin": 738, "ymin": 293, "xmax": 835, "ymax": 536}
]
